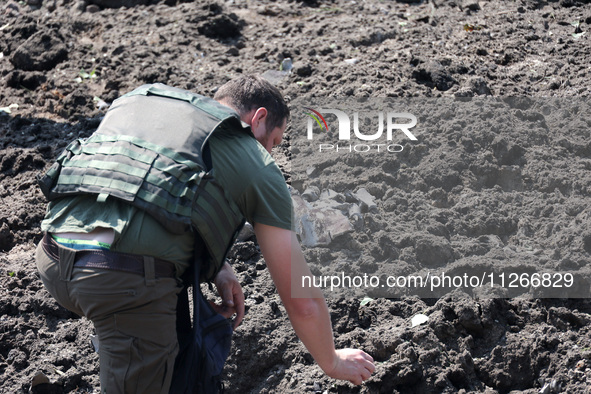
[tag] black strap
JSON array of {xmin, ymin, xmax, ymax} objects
[{"xmin": 202, "ymin": 143, "xmax": 213, "ymax": 172}]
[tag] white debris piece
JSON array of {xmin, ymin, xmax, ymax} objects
[
  {"xmin": 355, "ymin": 187, "xmax": 378, "ymax": 213},
  {"xmin": 411, "ymin": 313, "xmax": 429, "ymax": 327},
  {"xmin": 348, "ymin": 203, "xmax": 362, "ymax": 220},
  {"xmin": 280, "ymin": 57, "xmax": 293, "ymax": 72}
]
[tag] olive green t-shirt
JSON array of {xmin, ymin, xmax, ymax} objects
[{"xmin": 40, "ymin": 127, "xmax": 292, "ymax": 276}]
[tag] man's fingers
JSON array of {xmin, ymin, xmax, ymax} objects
[
  {"xmin": 362, "ymin": 358, "xmax": 375, "ymax": 373},
  {"xmin": 360, "ymin": 368, "xmax": 371, "ymax": 381},
  {"xmin": 232, "ymin": 287, "xmax": 246, "ymax": 329},
  {"xmin": 209, "ymin": 300, "xmax": 235, "ymax": 319},
  {"xmin": 220, "ymin": 285, "xmax": 234, "ymax": 307}
]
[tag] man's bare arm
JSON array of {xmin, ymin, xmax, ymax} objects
[{"xmin": 254, "ymin": 223, "xmax": 375, "ymax": 384}]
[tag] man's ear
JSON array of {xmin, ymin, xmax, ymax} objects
[{"xmin": 250, "ymin": 107, "xmax": 268, "ymax": 139}]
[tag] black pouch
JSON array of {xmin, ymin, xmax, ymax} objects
[{"xmin": 169, "ymin": 262, "xmax": 232, "ymax": 394}]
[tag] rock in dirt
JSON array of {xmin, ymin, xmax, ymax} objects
[
  {"xmin": 0, "ymin": 222, "xmax": 14, "ymax": 251},
  {"xmin": 197, "ymin": 13, "xmax": 242, "ymax": 39},
  {"xmin": 462, "ymin": 0, "xmax": 480, "ymax": 11},
  {"xmin": 302, "ymin": 186, "xmax": 320, "ymax": 202},
  {"xmin": 260, "ymin": 70, "xmax": 289, "ymax": 85},
  {"xmin": 294, "ymin": 62, "xmax": 313, "ymax": 77},
  {"xmin": 354, "ymin": 188, "xmax": 378, "ymax": 213},
  {"xmin": 5, "ymin": 70, "xmax": 47, "ymax": 90},
  {"xmin": 412, "ymin": 60, "xmax": 456, "ymax": 91},
  {"xmin": 10, "ymin": 30, "xmax": 67, "ymax": 71},
  {"xmin": 31, "ymin": 371, "xmax": 50, "ymax": 387},
  {"xmin": 456, "ymin": 76, "xmax": 492, "ymax": 96}
]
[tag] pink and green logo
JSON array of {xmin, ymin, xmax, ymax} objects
[{"xmin": 304, "ymin": 107, "xmax": 329, "ymax": 133}]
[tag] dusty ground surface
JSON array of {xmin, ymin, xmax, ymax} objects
[{"xmin": 1, "ymin": 0, "xmax": 591, "ymax": 393}]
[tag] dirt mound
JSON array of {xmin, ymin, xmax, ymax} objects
[{"xmin": 1, "ymin": 0, "xmax": 591, "ymax": 393}]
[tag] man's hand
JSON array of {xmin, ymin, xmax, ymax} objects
[
  {"xmin": 253, "ymin": 224, "xmax": 376, "ymax": 385},
  {"xmin": 211, "ymin": 262, "xmax": 245, "ymax": 329},
  {"xmin": 323, "ymin": 349, "xmax": 375, "ymax": 385}
]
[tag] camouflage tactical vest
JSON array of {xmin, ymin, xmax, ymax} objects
[{"xmin": 38, "ymin": 83, "xmax": 247, "ymax": 280}]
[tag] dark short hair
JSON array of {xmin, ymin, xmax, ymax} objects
[{"xmin": 214, "ymin": 75, "xmax": 290, "ymax": 131}]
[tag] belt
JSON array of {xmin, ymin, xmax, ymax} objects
[{"xmin": 42, "ymin": 233, "xmax": 176, "ymax": 278}]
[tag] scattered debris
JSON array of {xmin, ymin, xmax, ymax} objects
[
  {"xmin": 0, "ymin": 103, "xmax": 18, "ymax": 114},
  {"xmin": 539, "ymin": 379, "xmax": 561, "ymax": 394},
  {"xmin": 74, "ymin": 68, "xmax": 97, "ymax": 83},
  {"xmin": 411, "ymin": 313, "xmax": 429, "ymax": 327},
  {"xmin": 291, "ymin": 185, "xmax": 381, "ymax": 246},
  {"xmin": 354, "ymin": 188, "xmax": 378, "ymax": 213},
  {"xmin": 280, "ymin": 57, "xmax": 293, "ymax": 72},
  {"xmin": 93, "ymin": 96, "xmax": 109, "ymax": 110},
  {"xmin": 306, "ymin": 166, "xmax": 318, "ymax": 177},
  {"xmin": 291, "ymin": 192, "xmax": 354, "ymax": 247},
  {"xmin": 90, "ymin": 334, "xmax": 100, "ymax": 352},
  {"xmin": 302, "ymin": 186, "xmax": 320, "ymax": 202},
  {"xmin": 298, "ymin": 205, "xmax": 353, "ymax": 247}
]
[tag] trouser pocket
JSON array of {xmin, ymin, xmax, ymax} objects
[{"xmin": 97, "ymin": 311, "xmax": 178, "ymax": 394}]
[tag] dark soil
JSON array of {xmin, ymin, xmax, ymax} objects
[{"xmin": 1, "ymin": 0, "xmax": 591, "ymax": 393}]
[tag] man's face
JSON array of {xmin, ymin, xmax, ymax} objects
[{"xmin": 257, "ymin": 119, "xmax": 286, "ymax": 154}]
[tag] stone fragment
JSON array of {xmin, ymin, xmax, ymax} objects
[
  {"xmin": 354, "ymin": 188, "xmax": 378, "ymax": 213},
  {"xmin": 31, "ymin": 372, "xmax": 50, "ymax": 387},
  {"xmin": 302, "ymin": 186, "xmax": 320, "ymax": 202},
  {"xmin": 411, "ymin": 313, "xmax": 429, "ymax": 327},
  {"xmin": 10, "ymin": 30, "xmax": 67, "ymax": 71},
  {"xmin": 198, "ymin": 14, "xmax": 242, "ymax": 39},
  {"xmin": 462, "ymin": 0, "xmax": 480, "ymax": 11},
  {"xmin": 294, "ymin": 62, "xmax": 313, "ymax": 77},
  {"xmin": 320, "ymin": 189, "xmax": 345, "ymax": 203}
]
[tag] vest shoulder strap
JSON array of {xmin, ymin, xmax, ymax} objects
[{"xmin": 123, "ymin": 83, "xmax": 238, "ymax": 122}]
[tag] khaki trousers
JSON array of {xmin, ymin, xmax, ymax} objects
[{"xmin": 36, "ymin": 240, "xmax": 183, "ymax": 394}]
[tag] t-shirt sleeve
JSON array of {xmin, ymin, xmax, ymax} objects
[{"xmin": 241, "ymin": 163, "xmax": 292, "ymax": 230}]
